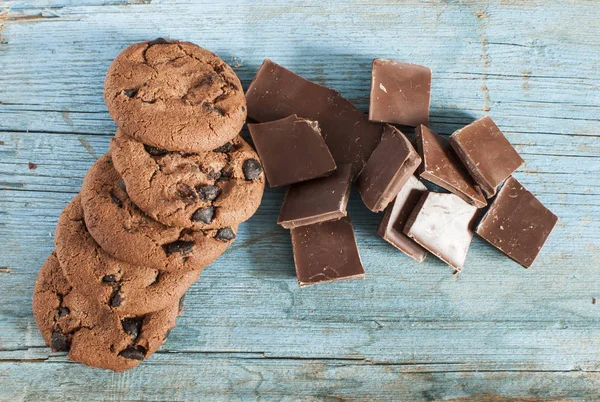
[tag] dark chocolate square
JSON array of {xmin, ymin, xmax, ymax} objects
[
  {"xmin": 278, "ymin": 164, "xmax": 352, "ymax": 229},
  {"xmin": 369, "ymin": 58, "xmax": 431, "ymax": 127},
  {"xmin": 356, "ymin": 125, "xmax": 421, "ymax": 212},
  {"xmin": 450, "ymin": 116, "xmax": 524, "ymax": 198},
  {"xmin": 290, "ymin": 217, "xmax": 365, "ymax": 287},
  {"xmin": 476, "ymin": 176, "xmax": 558, "ymax": 268},
  {"xmin": 248, "ymin": 115, "xmax": 336, "ymax": 187}
]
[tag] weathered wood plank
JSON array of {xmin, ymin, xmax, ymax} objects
[
  {"xmin": 2, "ymin": 353, "xmax": 600, "ymax": 401},
  {"xmin": 1, "ymin": 0, "xmax": 599, "ymax": 399}
]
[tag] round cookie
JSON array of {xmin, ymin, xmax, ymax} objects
[
  {"xmin": 33, "ymin": 252, "xmax": 181, "ymax": 372},
  {"xmin": 55, "ymin": 194, "xmax": 201, "ymax": 315},
  {"xmin": 110, "ymin": 130, "xmax": 265, "ymax": 229},
  {"xmin": 80, "ymin": 154, "xmax": 236, "ymax": 273},
  {"xmin": 104, "ymin": 39, "xmax": 246, "ymax": 153}
]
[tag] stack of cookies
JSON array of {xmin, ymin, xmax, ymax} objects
[{"xmin": 33, "ymin": 39, "xmax": 265, "ymax": 371}]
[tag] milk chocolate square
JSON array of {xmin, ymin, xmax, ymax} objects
[
  {"xmin": 278, "ymin": 164, "xmax": 352, "ymax": 229},
  {"xmin": 450, "ymin": 116, "xmax": 524, "ymax": 198},
  {"xmin": 369, "ymin": 58, "xmax": 432, "ymax": 127},
  {"xmin": 377, "ymin": 176, "xmax": 428, "ymax": 262},
  {"xmin": 476, "ymin": 176, "xmax": 558, "ymax": 268},
  {"xmin": 246, "ymin": 59, "xmax": 383, "ymax": 180},
  {"xmin": 291, "ymin": 217, "xmax": 365, "ymax": 287},
  {"xmin": 404, "ymin": 192, "xmax": 478, "ymax": 271},
  {"xmin": 248, "ymin": 115, "xmax": 336, "ymax": 187},
  {"xmin": 416, "ymin": 125, "xmax": 487, "ymax": 208},
  {"xmin": 356, "ymin": 125, "xmax": 421, "ymax": 212}
]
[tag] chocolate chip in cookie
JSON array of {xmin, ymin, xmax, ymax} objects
[
  {"xmin": 122, "ymin": 317, "xmax": 144, "ymax": 340},
  {"xmin": 213, "ymin": 142, "xmax": 235, "ymax": 153},
  {"xmin": 162, "ymin": 240, "xmax": 195, "ymax": 256},
  {"xmin": 197, "ymin": 185, "xmax": 221, "ymax": 202},
  {"xmin": 243, "ymin": 159, "xmax": 263, "ymax": 181},
  {"xmin": 51, "ymin": 331, "xmax": 70, "ymax": 352},
  {"xmin": 144, "ymin": 144, "xmax": 169, "ymax": 157},
  {"xmin": 118, "ymin": 345, "xmax": 147, "ymax": 361},
  {"xmin": 215, "ymin": 227, "xmax": 236, "ymax": 242},
  {"xmin": 191, "ymin": 206, "xmax": 215, "ymax": 223}
]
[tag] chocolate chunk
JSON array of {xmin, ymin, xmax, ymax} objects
[
  {"xmin": 102, "ymin": 274, "xmax": 116, "ymax": 283},
  {"xmin": 218, "ymin": 167, "xmax": 233, "ymax": 181},
  {"xmin": 377, "ymin": 176, "xmax": 428, "ymax": 262},
  {"xmin": 191, "ymin": 206, "xmax": 215, "ymax": 223},
  {"xmin": 278, "ymin": 164, "xmax": 352, "ymax": 229},
  {"xmin": 28, "ymin": 162, "xmax": 37, "ymax": 170},
  {"xmin": 196, "ymin": 185, "xmax": 221, "ymax": 202},
  {"xmin": 213, "ymin": 142, "xmax": 235, "ymax": 153},
  {"xmin": 416, "ymin": 125, "xmax": 486, "ymax": 208},
  {"xmin": 162, "ymin": 240, "xmax": 195, "ymax": 256},
  {"xmin": 50, "ymin": 331, "xmax": 70, "ymax": 352},
  {"xmin": 476, "ymin": 176, "xmax": 558, "ymax": 268},
  {"xmin": 123, "ymin": 88, "xmax": 138, "ymax": 98},
  {"xmin": 57, "ymin": 307, "xmax": 70, "ymax": 318},
  {"xmin": 109, "ymin": 192, "xmax": 123, "ymax": 209},
  {"xmin": 215, "ymin": 227, "xmax": 236, "ymax": 241},
  {"xmin": 369, "ymin": 58, "xmax": 432, "ymax": 127},
  {"xmin": 357, "ymin": 125, "xmax": 422, "ymax": 212},
  {"xmin": 118, "ymin": 345, "xmax": 147, "ymax": 361},
  {"xmin": 248, "ymin": 115, "xmax": 335, "ymax": 187},
  {"xmin": 290, "ymin": 217, "xmax": 365, "ymax": 287},
  {"xmin": 147, "ymin": 37, "xmax": 170, "ymax": 47},
  {"xmin": 178, "ymin": 295, "xmax": 185, "ymax": 313},
  {"xmin": 404, "ymin": 192, "xmax": 478, "ymax": 271},
  {"xmin": 207, "ymin": 169, "xmax": 222, "ymax": 181},
  {"xmin": 449, "ymin": 116, "xmax": 524, "ymax": 198},
  {"xmin": 110, "ymin": 288, "xmax": 123, "ymax": 307},
  {"xmin": 246, "ymin": 59, "xmax": 383, "ymax": 179},
  {"xmin": 176, "ymin": 183, "xmax": 198, "ymax": 203},
  {"xmin": 143, "ymin": 144, "xmax": 169, "ymax": 157},
  {"xmin": 204, "ymin": 103, "xmax": 225, "ymax": 116},
  {"xmin": 121, "ymin": 317, "xmax": 144, "ymax": 340},
  {"xmin": 242, "ymin": 158, "xmax": 264, "ymax": 181}
]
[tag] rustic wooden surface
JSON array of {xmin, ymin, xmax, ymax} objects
[{"xmin": 1, "ymin": 0, "xmax": 599, "ymax": 400}]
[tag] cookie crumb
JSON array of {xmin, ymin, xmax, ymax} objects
[
  {"xmin": 0, "ymin": 267, "xmax": 11, "ymax": 273},
  {"xmin": 28, "ymin": 162, "xmax": 38, "ymax": 170},
  {"xmin": 593, "ymin": 298, "xmax": 597, "ymax": 305}
]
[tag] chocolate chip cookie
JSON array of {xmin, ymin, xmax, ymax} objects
[
  {"xmin": 104, "ymin": 39, "xmax": 246, "ymax": 153},
  {"xmin": 80, "ymin": 154, "xmax": 237, "ymax": 273},
  {"xmin": 110, "ymin": 130, "xmax": 265, "ymax": 229},
  {"xmin": 55, "ymin": 194, "xmax": 201, "ymax": 315},
  {"xmin": 33, "ymin": 253, "xmax": 181, "ymax": 372}
]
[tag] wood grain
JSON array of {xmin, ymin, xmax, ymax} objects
[{"xmin": 1, "ymin": 0, "xmax": 599, "ymax": 400}]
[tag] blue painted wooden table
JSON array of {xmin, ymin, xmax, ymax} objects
[{"xmin": 1, "ymin": 0, "xmax": 599, "ymax": 400}]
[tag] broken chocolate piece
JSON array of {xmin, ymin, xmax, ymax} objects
[
  {"xmin": 416, "ymin": 125, "xmax": 486, "ymax": 208},
  {"xmin": 449, "ymin": 116, "xmax": 524, "ymax": 198},
  {"xmin": 476, "ymin": 176, "xmax": 558, "ymax": 268},
  {"xmin": 369, "ymin": 58, "xmax": 432, "ymax": 127},
  {"xmin": 246, "ymin": 59, "xmax": 383, "ymax": 179},
  {"xmin": 356, "ymin": 125, "xmax": 421, "ymax": 212},
  {"xmin": 290, "ymin": 217, "xmax": 365, "ymax": 287},
  {"xmin": 248, "ymin": 115, "xmax": 336, "ymax": 187},
  {"xmin": 404, "ymin": 192, "xmax": 478, "ymax": 271},
  {"xmin": 377, "ymin": 176, "xmax": 428, "ymax": 262},
  {"xmin": 278, "ymin": 164, "xmax": 352, "ymax": 229}
]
